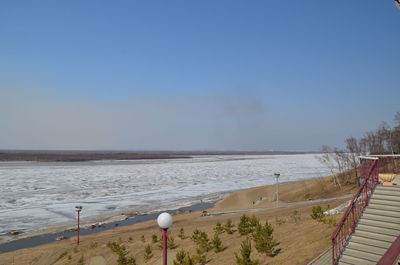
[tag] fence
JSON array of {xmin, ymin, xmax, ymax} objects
[{"xmin": 331, "ymin": 159, "xmax": 379, "ymax": 265}]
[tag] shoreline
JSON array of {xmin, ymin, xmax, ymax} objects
[
  {"xmin": 0, "ymin": 173, "xmax": 357, "ymax": 265},
  {"xmin": 0, "ymin": 173, "xmax": 335, "ymax": 253},
  {"xmin": 0, "ymin": 173, "xmax": 351, "ymax": 254},
  {"xmin": 0, "ymin": 201, "xmax": 215, "ymax": 254},
  {"xmin": 0, "ymin": 150, "xmax": 316, "ymax": 162}
]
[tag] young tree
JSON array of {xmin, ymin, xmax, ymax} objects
[
  {"xmin": 152, "ymin": 234, "xmax": 158, "ymax": 243},
  {"xmin": 253, "ymin": 221, "xmax": 280, "ymax": 256},
  {"xmin": 211, "ymin": 233, "xmax": 224, "ymax": 253},
  {"xmin": 235, "ymin": 238, "xmax": 259, "ymax": 265},
  {"xmin": 223, "ymin": 219, "xmax": 235, "ymax": 234},
  {"xmin": 168, "ymin": 236, "xmax": 178, "ymax": 249},
  {"xmin": 77, "ymin": 255, "xmax": 85, "ymax": 265},
  {"xmin": 107, "ymin": 241, "xmax": 136, "ymax": 265},
  {"xmin": 238, "ymin": 214, "xmax": 260, "ymax": 235},
  {"xmin": 144, "ymin": 244, "xmax": 153, "ymax": 261},
  {"xmin": 213, "ymin": 222, "xmax": 224, "ymax": 234},
  {"xmin": 191, "ymin": 229, "xmax": 211, "ymax": 253},
  {"xmin": 174, "ymin": 249, "xmax": 195, "ymax": 265},
  {"xmin": 178, "ymin": 228, "xmax": 187, "ymax": 240},
  {"xmin": 194, "ymin": 248, "xmax": 207, "ymax": 265}
]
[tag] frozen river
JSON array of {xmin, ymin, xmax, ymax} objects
[{"xmin": 0, "ymin": 154, "xmax": 329, "ymax": 242}]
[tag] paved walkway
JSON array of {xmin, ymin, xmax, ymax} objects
[{"xmin": 208, "ymin": 194, "xmax": 353, "ymax": 217}]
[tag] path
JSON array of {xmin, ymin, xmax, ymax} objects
[{"xmin": 207, "ymin": 194, "xmax": 353, "ymax": 217}]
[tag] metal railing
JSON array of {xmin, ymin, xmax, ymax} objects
[
  {"xmin": 331, "ymin": 159, "xmax": 379, "ymax": 265},
  {"xmin": 377, "ymin": 235, "xmax": 400, "ymax": 265}
]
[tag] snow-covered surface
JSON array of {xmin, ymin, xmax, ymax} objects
[
  {"xmin": 324, "ymin": 201, "xmax": 351, "ymax": 215},
  {"xmin": 0, "ymin": 154, "xmax": 329, "ymax": 241}
]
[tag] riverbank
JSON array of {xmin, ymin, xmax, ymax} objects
[
  {"xmin": 0, "ymin": 174, "xmax": 356, "ymax": 265},
  {"xmin": 0, "ymin": 150, "xmax": 312, "ymax": 162}
]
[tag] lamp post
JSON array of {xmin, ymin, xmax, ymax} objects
[
  {"xmin": 75, "ymin": 205, "xmax": 82, "ymax": 245},
  {"xmin": 274, "ymin": 173, "xmax": 280, "ymax": 207},
  {"xmin": 157, "ymin": 212, "xmax": 173, "ymax": 265}
]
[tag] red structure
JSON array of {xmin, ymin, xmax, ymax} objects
[
  {"xmin": 75, "ymin": 205, "xmax": 83, "ymax": 246},
  {"xmin": 162, "ymin": 229, "xmax": 168, "ymax": 265},
  {"xmin": 331, "ymin": 159, "xmax": 379, "ymax": 265}
]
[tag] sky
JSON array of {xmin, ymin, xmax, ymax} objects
[{"xmin": 0, "ymin": 1, "xmax": 399, "ymax": 151}]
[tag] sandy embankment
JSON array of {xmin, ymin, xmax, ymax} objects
[{"xmin": 0, "ymin": 175, "xmax": 356, "ymax": 265}]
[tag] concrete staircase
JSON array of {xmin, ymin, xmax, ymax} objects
[{"xmin": 339, "ymin": 185, "xmax": 400, "ymax": 265}]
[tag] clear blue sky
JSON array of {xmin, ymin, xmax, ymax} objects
[{"xmin": 0, "ymin": 1, "xmax": 399, "ymax": 151}]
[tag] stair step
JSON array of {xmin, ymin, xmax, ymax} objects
[
  {"xmin": 356, "ymin": 223, "xmax": 400, "ymax": 237},
  {"xmin": 354, "ymin": 230, "xmax": 397, "ymax": 243},
  {"xmin": 362, "ymin": 213, "xmax": 400, "ymax": 224},
  {"xmin": 371, "ymin": 194, "xmax": 400, "ymax": 202},
  {"xmin": 375, "ymin": 185, "xmax": 400, "ymax": 191},
  {"xmin": 374, "ymin": 189, "xmax": 400, "ymax": 196},
  {"xmin": 359, "ymin": 219, "xmax": 400, "ymax": 230},
  {"xmin": 369, "ymin": 198, "xmax": 400, "ymax": 207},
  {"xmin": 347, "ymin": 241, "xmax": 387, "ymax": 256},
  {"xmin": 351, "ymin": 235, "xmax": 392, "ymax": 249},
  {"xmin": 338, "ymin": 262, "xmax": 355, "ymax": 265},
  {"xmin": 340, "ymin": 254, "xmax": 376, "ymax": 265},
  {"xmin": 364, "ymin": 208, "xmax": 400, "ymax": 218},
  {"xmin": 343, "ymin": 248, "xmax": 381, "ymax": 263},
  {"xmin": 367, "ymin": 203, "xmax": 400, "ymax": 212}
]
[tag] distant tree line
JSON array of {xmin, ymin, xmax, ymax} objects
[{"xmin": 319, "ymin": 112, "xmax": 400, "ymax": 186}]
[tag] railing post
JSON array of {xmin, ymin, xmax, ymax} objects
[
  {"xmin": 332, "ymin": 237, "xmax": 335, "ymax": 265},
  {"xmin": 331, "ymin": 158, "xmax": 379, "ymax": 265}
]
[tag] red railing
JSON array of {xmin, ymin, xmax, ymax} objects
[
  {"xmin": 331, "ymin": 159, "xmax": 379, "ymax": 265},
  {"xmin": 377, "ymin": 235, "xmax": 400, "ymax": 265}
]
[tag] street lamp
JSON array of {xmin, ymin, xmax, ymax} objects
[
  {"xmin": 75, "ymin": 205, "xmax": 83, "ymax": 245},
  {"xmin": 157, "ymin": 212, "xmax": 173, "ymax": 265},
  {"xmin": 274, "ymin": 173, "xmax": 280, "ymax": 207}
]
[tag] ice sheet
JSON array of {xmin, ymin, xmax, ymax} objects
[{"xmin": 0, "ymin": 154, "xmax": 329, "ymax": 240}]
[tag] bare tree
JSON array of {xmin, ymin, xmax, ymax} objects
[
  {"xmin": 345, "ymin": 137, "xmax": 362, "ymax": 178},
  {"xmin": 318, "ymin": 145, "xmax": 342, "ymax": 188}
]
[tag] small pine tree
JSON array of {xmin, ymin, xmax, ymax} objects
[
  {"xmin": 174, "ymin": 249, "xmax": 195, "ymax": 265},
  {"xmin": 311, "ymin": 206, "xmax": 326, "ymax": 222},
  {"xmin": 223, "ymin": 219, "xmax": 235, "ymax": 234},
  {"xmin": 77, "ymin": 255, "xmax": 84, "ymax": 265},
  {"xmin": 213, "ymin": 222, "xmax": 224, "ymax": 234},
  {"xmin": 253, "ymin": 221, "xmax": 280, "ymax": 257},
  {"xmin": 194, "ymin": 248, "xmax": 207, "ymax": 265},
  {"xmin": 238, "ymin": 214, "xmax": 260, "ymax": 235},
  {"xmin": 191, "ymin": 229, "xmax": 211, "ymax": 253},
  {"xmin": 168, "ymin": 236, "xmax": 178, "ymax": 249},
  {"xmin": 152, "ymin": 234, "xmax": 158, "ymax": 243},
  {"xmin": 157, "ymin": 241, "xmax": 163, "ymax": 249},
  {"xmin": 235, "ymin": 238, "xmax": 259, "ymax": 265},
  {"xmin": 144, "ymin": 244, "xmax": 153, "ymax": 261},
  {"xmin": 174, "ymin": 249, "xmax": 187, "ymax": 265},
  {"xmin": 141, "ymin": 235, "xmax": 145, "ymax": 242},
  {"xmin": 107, "ymin": 241, "xmax": 136, "ymax": 265},
  {"xmin": 291, "ymin": 210, "xmax": 301, "ymax": 224},
  {"xmin": 178, "ymin": 228, "xmax": 187, "ymax": 240},
  {"xmin": 211, "ymin": 233, "xmax": 223, "ymax": 253}
]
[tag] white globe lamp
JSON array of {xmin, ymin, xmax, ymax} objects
[
  {"xmin": 157, "ymin": 212, "xmax": 173, "ymax": 229},
  {"xmin": 157, "ymin": 212, "xmax": 173, "ymax": 265}
]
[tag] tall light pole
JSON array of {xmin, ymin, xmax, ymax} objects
[
  {"xmin": 75, "ymin": 205, "xmax": 82, "ymax": 246},
  {"xmin": 157, "ymin": 212, "xmax": 173, "ymax": 265},
  {"xmin": 274, "ymin": 173, "xmax": 280, "ymax": 207}
]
